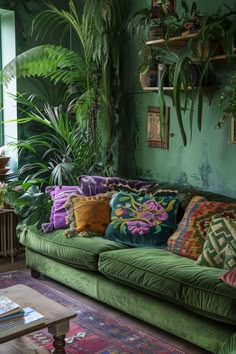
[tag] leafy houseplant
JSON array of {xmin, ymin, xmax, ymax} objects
[
  {"xmin": 0, "ymin": 0, "xmax": 125, "ymax": 175},
  {"xmin": 217, "ymin": 70, "xmax": 236, "ymax": 128},
  {"xmin": 9, "ymin": 93, "xmax": 103, "ymax": 186},
  {"xmin": 137, "ymin": 2, "xmax": 236, "ymax": 145},
  {"xmin": 0, "ymin": 179, "xmax": 52, "ymax": 229}
]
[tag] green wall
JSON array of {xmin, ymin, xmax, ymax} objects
[{"xmin": 120, "ymin": 0, "xmax": 236, "ymax": 198}]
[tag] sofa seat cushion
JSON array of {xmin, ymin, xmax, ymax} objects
[
  {"xmin": 98, "ymin": 248, "xmax": 236, "ymax": 324},
  {"xmin": 18, "ymin": 226, "xmax": 129, "ymax": 271}
]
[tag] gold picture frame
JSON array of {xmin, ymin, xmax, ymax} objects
[
  {"xmin": 230, "ymin": 117, "xmax": 236, "ymax": 144},
  {"xmin": 147, "ymin": 106, "xmax": 169, "ymax": 149}
]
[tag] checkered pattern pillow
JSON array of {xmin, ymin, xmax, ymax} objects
[{"xmin": 196, "ymin": 216, "xmax": 236, "ymax": 269}]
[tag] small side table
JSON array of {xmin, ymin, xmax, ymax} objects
[{"xmin": 0, "ymin": 209, "xmax": 18, "ymax": 263}]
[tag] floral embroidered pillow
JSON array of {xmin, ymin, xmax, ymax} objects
[{"xmin": 104, "ymin": 192, "xmax": 179, "ymax": 247}]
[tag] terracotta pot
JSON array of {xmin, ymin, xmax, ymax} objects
[
  {"xmin": 0, "ymin": 156, "xmax": 10, "ymax": 169},
  {"xmin": 0, "ymin": 167, "xmax": 10, "ymax": 175}
]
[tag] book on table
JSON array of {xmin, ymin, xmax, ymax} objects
[
  {"xmin": 0, "ymin": 307, "xmax": 45, "ymax": 337},
  {"xmin": 0, "ymin": 296, "xmax": 22, "ymax": 317}
]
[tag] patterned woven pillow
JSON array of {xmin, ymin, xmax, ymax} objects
[
  {"xmin": 219, "ymin": 267, "xmax": 236, "ymax": 287},
  {"xmin": 104, "ymin": 191, "xmax": 179, "ymax": 247},
  {"xmin": 167, "ymin": 196, "xmax": 236, "ymax": 260},
  {"xmin": 64, "ymin": 193, "xmax": 113, "ymax": 237},
  {"xmin": 196, "ymin": 216, "xmax": 236, "ymax": 269}
]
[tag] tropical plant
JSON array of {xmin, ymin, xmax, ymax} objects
[
  {"xmin": 0, "ymin": 0, "xmax": 125, "ymax": 174},
  {"xmin": 13, "ymin": 184, "xmax": 52, "ymax": 229},
  {"xmin": 0, "ymin": 178, "xmax": 52, "ymax": 229},
  {"xmin": 8, "ymin": 93, "xmax": 105, "ymax": 185}
]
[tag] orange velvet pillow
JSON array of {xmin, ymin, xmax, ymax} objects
[{"xmin": 64, "ymin": 193, "xmax": 113, "ymax": 237}]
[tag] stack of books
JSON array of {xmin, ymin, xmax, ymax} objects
[{"xmin": 0, "ymin": 296, "xmax": 45, "ymax": 336}]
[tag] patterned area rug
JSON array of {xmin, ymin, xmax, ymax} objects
[{"xmin": 0, "ymin": 271, "xmax": 186, "ymax": 354}]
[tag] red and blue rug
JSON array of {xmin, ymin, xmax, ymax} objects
[{"xmin": 0, "ymin": 271, "xmax": 186, "ymax": 354}]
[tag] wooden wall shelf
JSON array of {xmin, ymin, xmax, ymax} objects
[{"xmin": 146, "ymin": 32, "xmax": 198, "ymax": 48}]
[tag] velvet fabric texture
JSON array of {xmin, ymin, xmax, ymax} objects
[
  {"xmin": 22, "ymin": 248, "xmax": 236, "ymax": 354},
  {"xmin": 220, "ymin": 267, "xmax": 236, "ymax": 288},
  {"xmin": 64, "ymin": 193, "xmax": 113, "ymax": 237},
  {"xmin": 167, "ymin": 196, "xmax": 236, "ymax": 260},
  {"xmin": 78, "ymin": 175, "xmax": 157, "ymax": 196},
  {"xmin": 99, "ymin": 247, "xmax": 236, "ymax": 324},
  {"xmin": 104, "ymin": 192, "xmax": 179, "ymax": 247},
  {"xmin": 18, "ymin": 225, "xmax": 128, "ymax": 271},
  {"xmin": 196, "ymin": 216, "xmax": 236, "ymax": 269},
  {"xmin": 41, "ymin": 185, "xmax": 83, "ymax": 232}
]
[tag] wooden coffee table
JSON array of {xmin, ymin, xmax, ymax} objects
[{"xmin": 0, "ymin": 284, "xmax": 76, "ymax": 353}]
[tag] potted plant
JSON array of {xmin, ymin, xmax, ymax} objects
[
  {"xmin": 0, "ymin": 0, "xmax": 125, "ymax": 175},
  {"xmin": 217, "ymin": 70, "xmax": 236, "ymax": 129},
  {"xmin": 0, "ymin": 146, "xmax": 10, "ymax": 175}
]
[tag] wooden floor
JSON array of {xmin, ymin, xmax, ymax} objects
[{"xmin": 0, "ymin": 253, "xmax": 211, "ymax": 354}]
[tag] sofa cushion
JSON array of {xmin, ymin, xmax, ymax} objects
[
  {"xmin": 104, "ymin": 192, "xmax": 179, "ymax": 247},
  {"xmin": 98, "ymin": 248, "xmax": 236, "ymax": 324},
  {"xmin": 64, "ymin": 193, "xmax": 113, "ymax": 237},
  {"xmin": 167, "ymin": 196, "xmax": 236, "ymax": 260},
  {"xmin": 18, "ymin": 225, "xmax": 129, "ymax": 271},
  {"xmin": 78, "ymin": 175, "xmax": 156, "ymax": 196},
  {"xmin": 196, "ymin": 216, "xmax": 236, "ymax": 269},
  {"xmin": 42, "ymin": 185, "xmax": 84, "ymax": 232}
]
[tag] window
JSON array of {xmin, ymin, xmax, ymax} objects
[{"xmin": 0, "ymin": 9, "xmax": 17, "ymax": 170}]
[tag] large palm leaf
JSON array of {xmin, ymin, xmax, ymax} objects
[{"xmin": 0, "ymin": 45, "xmax": 87, "ymax": 89}]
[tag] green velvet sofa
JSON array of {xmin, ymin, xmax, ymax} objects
[
  {"xmin": 18, "ymin": 222, "xmax": 236, "ymax": 354},
  {"xmin": 17, "ymin": 185, "xmax": 236, "ymax": 354}
]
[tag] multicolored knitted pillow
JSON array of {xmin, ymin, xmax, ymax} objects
[
  {"xmin": 104, "ymin": 191, "xmax": 179, "ymax": 247},
  {"xmin": 64, "ymin": 193, "xmax": 113, "ymax": 237},
  {"xmin": 167, "ymin": 196, "xmax": 236, "ymax": 260},
  {"xmin": 196, "ymin": 216, "xmax": 236, "ymax": 269}
]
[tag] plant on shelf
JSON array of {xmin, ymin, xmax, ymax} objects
[
  {"xmin": 217, "ymin": 70, "xmax": 236, "ymax": 128},
  {"xmin": 193, "ymin": 3, "xmax": 236, "ymax": 59},
  {"xmin": 137, "ymin": 2, "xmax": 236, "ymax": 145},
  {"xmin": 128, "ymin": 0, "xmax": 182, "ymax": 41}
]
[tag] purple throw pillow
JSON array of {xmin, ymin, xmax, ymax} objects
[
  {"xmin": 42, "ymin": 186, "xmax": 83, "ymax": 232},
  {"xmin": 78, "ymin": 175, "xmax": 157, "ymax": 196}
]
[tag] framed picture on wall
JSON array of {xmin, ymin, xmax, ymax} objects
[
  {"xmin": 147, "ymin": 106, "xmax": 169, "ymax": 149},
  {"xmin": 230, "ymin": 117, "xmax": 236, "ymax": 144},
  {"xmin": 151, "ymin": 0, "xmax": 175, "ymax": 18}
]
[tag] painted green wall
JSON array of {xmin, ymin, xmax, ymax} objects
[{"xmin": 120, "ymin": 0, "xmax": 236, "ymax": 198}]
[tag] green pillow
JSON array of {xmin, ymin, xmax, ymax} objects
[
  {"xmin": 196, "ymin": 216, "xmax": 236, "ymax": 269},
  {"xmin": 104, "ymin": 191, "xmax": 179, "ymax": 247}
]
